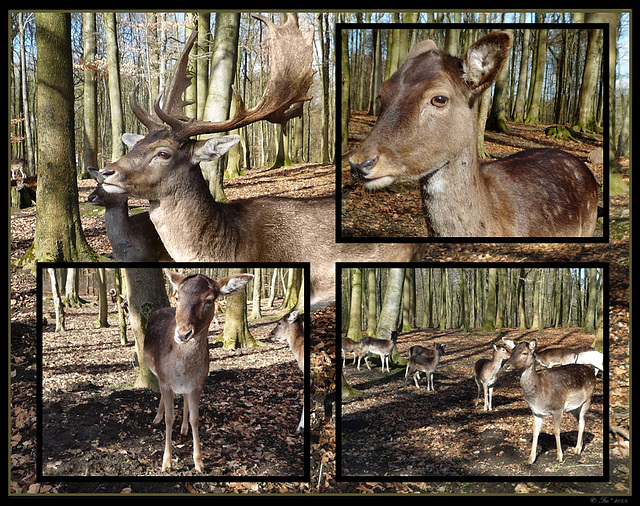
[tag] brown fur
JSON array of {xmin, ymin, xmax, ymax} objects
[{"xmin": 349, "ymin": 32, "xmax": 598, "ymax": 237}]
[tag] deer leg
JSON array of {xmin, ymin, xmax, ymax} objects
[
  {"xmin": 181, "ymin": 394, "xmax": 189, "ymax": 436},
  {"xmin": 404, "ymin": 364, "xmax": 411, "ymax": 386},
  {"xmin": 553, "ymin": 411, "xmax": 564, "ymax": 462},
  {"xmin": 186, "ymin": 389, "xmax": 204, "ymax": 472},
  {"xmin": 529, "ymin": 415, "xmax": 543, "ymax": 464},
  {"xmin": 159, "ymin": 385, "xmax": 175, "ymax": 471},
  {"xmin": 296, "ymin": 405, "xmax": 304, "ymax": 433},
  {"xmin": 574, "ymin": 403, "xmax": 590, "ymax": 455},
  {"xmin": 487, "ymin": 386, "xmax": 494, "ymax": 411},
  {"xmin": 153, "ymin": 392, "xmax": 165, "ymax": 425}
]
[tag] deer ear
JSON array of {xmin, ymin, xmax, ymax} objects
[
  {"xmin": 192, "ymin": 135, "xmax": 241, "ymax": 163},
  {"xmin": 217, "ymin": 274, "xmax": 253, "ymax": 297},
  {"xmin": 122, "ymin": 133, "xmax": 145, "ymax": 149},
  {"xmin": 462, "ymin": 31, "xmax": 512, "ymax": 94}
]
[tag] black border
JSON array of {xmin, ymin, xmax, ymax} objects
[
  {"xmin": 36, "ymin": 261, "xmax": 311, "ymax": 483},
  {"xmin": 335, "ymin": 22, "xmax": 610, "ymax": 244},
  {"xmin": 335, "ymin": 261, "xmax": 609, "ymax": 483}
]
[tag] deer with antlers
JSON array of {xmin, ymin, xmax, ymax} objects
[{"xmin": 98, "ymin": 14, "xmax": 422, "ymax": 309}]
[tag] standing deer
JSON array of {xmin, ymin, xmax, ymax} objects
[
  {"xmin": 349, "ymin": 31, "xmax": 598, "ymax": 237},
  {"xmin": 87, "ymin": 169, "xmax": 172, "ymax": 262},
  {"xmin": 356, "ymin": 331, "xmax": 398, "ymax": 373},
  {"xmin": 341, "ymin": 337, "xmax": 361, "ymax": 367},
  {"xmin": 473, "ymin": 344, "xmax": 511, "ymax": 411},
  {"xmin": 270, "ymin": 309, "xmax": 305, "ymax": 432},
  {"xmin": 98, "ymin": 15, "xmax": 421, "ymax": 310},
  {"xmin": 145, "ymin": 269, "xmax": 253, "ymax": 472},
  {"xmin": 503, "ymin": 339, "xmax": 596, "ymax": 464},
  {"xmin": 404, "ymin": 342, "xmax": 446, "ymax": 390}
]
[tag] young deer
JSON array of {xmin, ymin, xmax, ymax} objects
[
  {"xmin": 270, "ymin": 309, "xmax": 305, "ymax": 432},
  {"xmin": 405, "ymin": 342, "xmax": 446, "ymax": 390},
  {"xmin": 473, "ymin": 344, "xmax": 511, "ymax": 411},
  {"xmin": 357, "ymin": 331, "xmax": 398, "ymax": 373},
  {"xmin": 87, "ymin": 169, "xmax": 172, "ymax": 262},
  {"xmin": 349, "ymin": 31, "xmax": 598, "ymax": 237},
  {"xmin": 341, "ymin": 337, "xmax": 361, "ymax": 367},
  {"xmin": 144, "ymin": 269, "xmax": 253, "ymax": 472},
  {"xmin": 98, "ymin": 16, "xmax": 421, "ymax": 310},
  {"xmin": 503, "ymin": 339, "xmax": 596, "ymax": 464}
]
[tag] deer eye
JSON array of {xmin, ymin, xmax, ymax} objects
[
  {"xmin": 156, "ymin": 150, "xmax": 171, "ymax": 160},
  {"xmin": 430, "ymin": 95, "xmax": 449, "ymax": 108}
]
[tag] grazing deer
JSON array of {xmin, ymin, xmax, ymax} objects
[
  {"xmin": 98, "ymin": 15, "xmax": 421, "ymax": 310},
  {"xmin": 144, "ymin": 269, "xmax": 253, "ymax": 472},
  {"xmin": 473, "ymin": 344, "xmax": 511, "ymax": 411},
  {"xmin": 341, "ymin": 337, "xmax": 361, "ymax": 367},
  {"xmin": 270, "ymin": 309, "xmax": 305, "ymax": 432},
  {"xmin": 87, "ymin": 169, "xmax": 172, "ymax": 262},
  {"xmin": 503, "ymin": 339, "xmax": 596, "ymax": 464},
  {"xmin": 357, "ymin": 331, "xmax": 398, "ymax": 372},
  {"xmin": 534, "ymin": 346, "xmax": 578, "ymax": 369},
  {"xmin": 349, "ymin": 31, "xmax": 598, "ymax": 237},
  {"xmin": 404, "ymin": 342, "xmax": 446, "ymax": 390}
]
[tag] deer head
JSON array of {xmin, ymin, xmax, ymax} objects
[
  {"xmin": 350, "ymin": 31, "xmax": 512, "ymax": 189},
  {"xmin": 101, "ymin": 14, "xmax": 314, "ymax": 200}
]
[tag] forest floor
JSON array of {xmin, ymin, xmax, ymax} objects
[
  {"xmin": 10, "ymin": 118, "xmax": 629, "ymax": 495},
  {"xmin": 38, "ymin": 296, "xmax": 305, "ymax": 481},
  {"xmin": 342, "ymin": 111, "xmax": 609, "ymax": 238}
]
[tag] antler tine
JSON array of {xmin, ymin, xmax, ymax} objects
[
  {"xmin": 129, "ymin": 84, "xmax": 164, "ymax": 131},
  {"xmin": 173, "ymin": 13, "xmax": 315, "ymax": 141},
  {"xmin": 154, "ymin": 28, "xmax": 198, "ymax": 129}
]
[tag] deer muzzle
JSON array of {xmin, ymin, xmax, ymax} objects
[{"xmin": 174, "ymin": 327, "xmax": 194, "ymax": 344}]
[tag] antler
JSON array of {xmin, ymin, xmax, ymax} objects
[{"xmin": 130, "ymin": 13, "xmax": 314, "ymax": 141}]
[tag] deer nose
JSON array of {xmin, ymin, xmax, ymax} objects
[
  {"xmin": 101, "ymin": 169, "xmax": 115, "ymax": 177},
  {"xmin": 174, "ymin": 327, "xmax": 194, "ymax": 343},
  {"xmin": 349, "ymin": 156, "xmax": 379, "ymax": 179}
]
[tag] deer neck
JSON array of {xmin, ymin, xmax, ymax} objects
[
  {"xmin": 518, "ymin": 362, "xmax": 544, "ymax": 404},
  {"xmin": 419, "ymin": 146, "xmax": 495, "ymax": 237},
  {"xmin": 148, "ymin": 166, "xmax": 243, "ymax": 262},
  {"xmin": 103, "ymin": 203, "xmax": 136, "ymax": 253}
]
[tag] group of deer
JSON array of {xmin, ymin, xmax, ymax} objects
[
  {"xmin": 342, "ymin": 333, "xmax": 446, "ymax": 391},
  {"xmin": 474, "ymin": 338, "xmax": 602, "ymax": 464},
  {"xmin": 344, "ymin": 332, "xmax": 602, "ymax": 464}
]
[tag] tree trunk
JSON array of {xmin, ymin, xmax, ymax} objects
[
  {"xmin": 482, "ymin": 268, "xmax": 498, "ymax": 331},
  {"xmin": 48, "ymin": 268, "xmax": 66, "ymax": 332},
  {"xmin": 346, "ymin": 268, "xmax": 362, "ymax": 340},
  {"xmin": 25, "ymin": 12, "xmax": 96, "ymax": 267},
  {"xmin": 96, "ymin": 268, "xmax": 109, "ymax": 328},
  {"xmin": 82, "ymin": 12, "xmax": 98, "ymax": 178},
  {"xmin": 200, "ymin": 12, "xmax": 240, "ymax": 201},
  {"xmin": 105, "ymin": 13, "xmax": 124, "ymax": 161},
  {"xmin": 575, "ymin": 25, "xmax": 603, "ymax": 133},
  {"xmin": 376, "ymin": 268, "xmax": 404, "ymax": 338},
  {"xmin": 250, "ymin": 267, "xmax": 263, "ymax": 319},
  {"xmin": 525, "ymin": 26, "xmax": 547, "ymax": 124},
  {"xmin": 125, "ymin": 268, "xmax": 169, "ymax": 390},
  {"xmin": 219, "ymin": 267, "xmax": 258, "ymax": 349}
]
